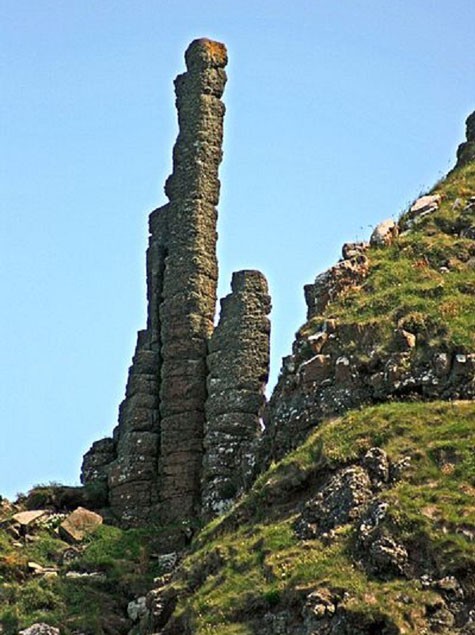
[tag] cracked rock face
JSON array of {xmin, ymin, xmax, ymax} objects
[{"xmin": 295, "ymin": 466, "xmax": 373, "ymax": 538}]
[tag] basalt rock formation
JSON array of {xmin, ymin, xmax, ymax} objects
[
  {"xmin": 455, "ymin": 111, "xmax": 475, "ymax": 169},
  {"xmin": 202, "ymin": 270, "xmax": 271, "ymax": 518},
  {"xmin": 83, "ymin": 41, "xmax": 475, "ymax": 533},
  {"xmin": 3, "ymin": 40, "xmax": 475, "ymax": 635},
  {"xmin": 81, "ymin": 39, "xmax": 271, "ymax": 529}
]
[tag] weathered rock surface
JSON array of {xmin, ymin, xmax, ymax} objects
[
  {"xmin": 263, "ymin": 310, "xmax": 475, "ymax": 463},
  {"xmin": 81, "ymin": 39, "xmax": 229, "ymax": 527},
  {"xmin": 11, "ymin": 510, "xmax": 47, "ymax": 527},
  {"xmin": 456, "ymin": 111, "xmax": 475, "ymax": 169},
  {"xmin": 202, "ymin": 270, "xmax": 271, "ymax": 517},
  {"xmin": 295, "ymin": 466, "xmax": 373, "ymax": 539},
  {"xmin": 19, "ymin": 625, "xmax": 60, "ymax": 635},
  {"xmin": 370, "ymin": 218, "xmax": 399, "ymax": 246},
  {"xmin": 59, "ymin": 506, "xmax": 103, "ymax": 543},
  {"xmin": 304, "ymin": 242, "xmax": 369, "ymax": 319}
]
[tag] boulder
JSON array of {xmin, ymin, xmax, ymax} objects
[
  {"xmin": 127, "ymin": 596, "xmax": 148, "ymax": 621},
  {"xmin": 12, "ymin": 510, "xmax": 47, "ymax": 526},
  {"xmin": 409, "ymin": 194, "xmax": 441, "ymax": 216},
  {"xmin": 157, "ymin": 551, "xmax": 179, "ymax": 573},
  {"xmin": 59, "ymin": 506, "xmax": 103, "ymax": 543},
  {"xmin": 19, "ymin": 625, "xmax": 60, "ymax": 635},
  {"xmin": 370, "ymin": 219, "xmax": 399, "ymax": 246}
]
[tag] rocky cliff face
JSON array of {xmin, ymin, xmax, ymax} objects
[{"xmin": 261, "ymin": 140, "xmax": 475, "ymax": 466}]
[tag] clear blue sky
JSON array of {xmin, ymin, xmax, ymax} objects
[{"xmin": 1, "ymin": 1, "xmax": 474, "ymax": 499}]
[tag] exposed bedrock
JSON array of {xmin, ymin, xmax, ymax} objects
[
  {"xmin": 455, "ymin": 111, "xmax": 475, "ymax": 169},
  {"xmin": 202, "ymin": 270, "xmax": 271, "ymax": 518}
]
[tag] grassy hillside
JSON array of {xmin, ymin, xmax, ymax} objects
[
  {"xmin": 0, "ymin": 512, "xmax": 166, "ymax": 634},
  {"xmin": 164, "ymin": 401, "xmax": 475, "ymax": 634},
  {"xmin": 3, "ymin": 402, "xmax": 474, "ymax": 634},
  {"xmin": 151, "ymin": 126, "xmax": 475, "ymax": 635},
  {"xmin": 306, "ymin": 161, "xmax": 475, "ymax": 351}
]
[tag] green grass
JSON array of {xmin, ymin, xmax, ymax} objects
[
  {"xmin": 169, "ymin": 401, "xmax": 475, "ymax": 634},
  {"xmin": 0, "ymin": 521, "xmax": 168, "ymax": 634},
  {"xmin": 302, "ymin": 161, "xmax": 475, "ymax": 352}
]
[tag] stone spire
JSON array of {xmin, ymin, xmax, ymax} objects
[
  {"xmin": 202, "ymin": 270, "xmax": 271, "ymax": 518},
  {"xmin": 157, "ymin": 39, "xmax": 228, "ymax": 523},
  {"xmin": 81, "ymin": 39, "xmax": 228, "ymax": 527}
]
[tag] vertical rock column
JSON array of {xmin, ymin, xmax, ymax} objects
[
  {"xmin": 157, "ymin": 39, "xmax": 228, "ymax": 522},
  {"xmin": 455, "ymin": 111, "xmax": 475, "ymax": 169},
  {"xmin": 106, "ymin": 328, "xmax": 161, "ymax": 524},
  {"xmin": 81, "ymin": 206, "xmax": 168, "ymax": 525},
  {"xmin": 202, "ymin": 270, "xmax": 271, "ymax": 518}
]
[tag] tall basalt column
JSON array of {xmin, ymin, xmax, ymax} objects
[
  {"xmin": 202, "ymin": 270, "xmax": 271, "ymax": 518},
  {"xmin": 81, "ymin": 39, "xmax": 227, "ymax": 527},
  {"xmin": 158, "ymin": 39, "xmax": 228, "ymax": 522}
]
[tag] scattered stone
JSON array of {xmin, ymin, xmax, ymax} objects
[
  {"xmin": 409, "ymin": 194, "xmax": 441, "ymax": 219},
  {"xmin": 156, "ymin": 551, "xmax": 179, "ymax": 573},
  {"xmin": 304, "ymin": 588, "xmax": 337, "ymax": 620},
  {"xmin": 12, "ymin": 510, "xmax": 47, "ymax": 527},
  {"xmin": 363, "ymin": 448, "xmax": 390, "ymax": 485},
  {"xmin": 19, "ymin": 625, "xmax": 60, "ymax": 635},
  {"xmin": 65, "ymin": 571, "xmax": 106, "ymax": 582},
  {"xmin": 370, "ymin": 219, "xmax": 399, "ymax": 246},
  {"xmin": 127, "ymin": 596, "xmax": 147, "ymax": 622},
  {"xmin": 59, "ymin": 507, "xmax": 102, "ymax": 543},
  {"xmin": 27, "ymin": 561, "xmax": 58, "ymax": 577}
]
